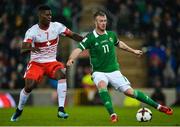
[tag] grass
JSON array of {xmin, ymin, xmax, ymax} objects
[{"xmin": 0, "ymin": 106, "xmax": 180, "ymax": 126}]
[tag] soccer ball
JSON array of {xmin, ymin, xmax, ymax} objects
[{"xmin": 136, "ymin": 107, "xmax": 152, "ymax": 122}]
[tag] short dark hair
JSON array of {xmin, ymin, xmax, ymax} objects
[
  {"xmin": 38, "ymin": 5, "xmax": 51, "ymax": 11},
  {"xmin": 93, "ymin": 10, "xmax": 106, "ymax": 19}
]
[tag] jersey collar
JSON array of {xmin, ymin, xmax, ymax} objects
[
  {"xmin": 38, "ymin": 22, "xmax": 51, "ymax": 31},
  {"xmin": 93, "ymin": 30, "xmax": 107, "ymax": 38}
]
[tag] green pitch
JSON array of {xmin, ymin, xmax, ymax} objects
[{"xmin": 0, "ymin": 106, "xmax": 180, "ymax": 126}]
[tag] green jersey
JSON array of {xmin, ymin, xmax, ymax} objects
[{"xmin": 78, "ymin": 30, "xmax": 120, "ymax": 72}]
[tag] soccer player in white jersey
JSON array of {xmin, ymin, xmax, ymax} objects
[{"xmin": 10, "ymin": 5, "xmax": 83, "ymax": 121}]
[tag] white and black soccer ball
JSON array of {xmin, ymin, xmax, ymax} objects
[{"xmin": 136, "ymin": 107, "xmax": 152, "ymax": 122}]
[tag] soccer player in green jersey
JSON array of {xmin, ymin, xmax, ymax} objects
[{"xmin": 67, "ymin": 10, "xmax": 173, "ymax": 122}]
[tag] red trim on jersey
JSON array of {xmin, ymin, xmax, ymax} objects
[
  {"xmin": 24, "ymin": 39, "xmax": 33, "ymax": 43},
  {"xmin": 34, "ymin": 38, "xmax": 58, "ymax": 47},
  {"xmin": 63, "ymin": 28, "xmax": 72, "ymax": 36}
]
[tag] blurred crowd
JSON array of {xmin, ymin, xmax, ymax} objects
[
  {"xmin": 104, "ymin": 0, "xmax": 180, "ymax": 106},
  {"xmin": 105, "ymin": 0, "xmax": 180, "ymax": 89}
]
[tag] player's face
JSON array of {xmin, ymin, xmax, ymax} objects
[
  {"xmin": 95, "ymin": 15, "xmax": 107, "ymax": 31},
  {"xmin": 39, "ymin": 10, "xmax": 52, "ymax": 26}
]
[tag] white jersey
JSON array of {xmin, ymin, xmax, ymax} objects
[{"xmin": 23, "ymin": 22, "xmax": 70, "ymax": 63}]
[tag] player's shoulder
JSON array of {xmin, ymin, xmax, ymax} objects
[
  {"xmin": 86, "ymin": 31, "xmax": 94, "ymax": 37},
  {"xmin": 82, "ymin": 32, "xmax": 94, "ymax": 41},
  {"xmin": 51, "ymin": 22, "xmax": 65, "ymax": 27},
  {"xmin": 26, "ymin": 24, "xmax": 38, "ymax": 34},
  {"xmin": 106, "ymin": 30, "xmax": 116, "ymax": 35},
  {"xmin": 107, "ymin": 31, "xmax": 118, "ymax": 38}
]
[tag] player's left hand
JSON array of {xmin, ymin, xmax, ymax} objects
[{"xmin": 134, "ymin": 50, "xmax": 143, "ymax": 57}]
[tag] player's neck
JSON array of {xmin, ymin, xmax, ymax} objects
[
  {"xmin": 95, "ymin": 28, "xmax": 106, "ymax": 35},
  {"xmin": 38, "ymin": 23, "xmax": 50, "ymax": 30}
]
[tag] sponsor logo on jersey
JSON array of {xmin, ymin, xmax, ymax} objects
[{"xmin": 101, "ymin": 40, "xmax": 108, "ymax": 44}]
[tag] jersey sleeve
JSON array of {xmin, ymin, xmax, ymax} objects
[
  {"xmin": 77, "ymin": 35, "xmax": 91, "ymax": 50},
  {"xmin": 112, "ymin": 32, "xmax": 119, "ymax": 46},
  {"xmin": 23, "ymin": 29, "xmax": 34, "ymax": 43},
  {"xmin": 55, "ymin": 22, "xmax": 71, "ymax": 36}
]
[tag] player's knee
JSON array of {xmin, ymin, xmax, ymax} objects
[
  {"xmin": 24, "ymin": 85, "xmax": 34, "ymax": 93},
  {"xmin": 97, "ymin": 81, "xmax": 107, "ymax": 89},
  {"xmin": 55, "ymin": 73, "xmax": 66, "ymax": 80},
  {"xmin": 124, "ymin": 88, "xmax": 134, "ymax": 97},
  {"xmin": 24, "ymin": 79, "xmax": 37, "ymax": 93},
  {"xmin": 54, "ymin": 70, "xmax": 66, "ymax": 80}
]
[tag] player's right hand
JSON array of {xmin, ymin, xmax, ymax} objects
[
  {"xmin": 66, "ymin": 59, "xmax": 74, "ymax": 67},
  {"xmin": 31, "ymin": 47, "xmax": 41, "ymax": 53}
]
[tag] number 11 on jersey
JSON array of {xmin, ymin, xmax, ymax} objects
[{"xmin": 102, "ymin": 44, "xmax": 109, "ymax": 53}]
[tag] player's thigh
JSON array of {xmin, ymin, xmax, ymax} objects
[
  {"xmin": 24, "ymin": 62, "xmax": 45, "ymax": 82},
  {"xmin": 46, "ymin": 61, "xmax": 65, "ymax": 79},
  {"xmin": 108, "ymin": 71, "xmax": 131, "ymax": 92},
  {"xmin": 92, "ymin": 72, "xmax": 108, "ymax": 87}
]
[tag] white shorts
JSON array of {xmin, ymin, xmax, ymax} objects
[{"xmin": 92, "ymin": 71, "xmax": 131, "ymax": 92}]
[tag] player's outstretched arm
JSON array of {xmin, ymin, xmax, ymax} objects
[
  {"xmin": 118, "ymin": 40, "xmax": 143, "ymax": 57},
  {"xmin": 66, "ymin": 31, "xmax": 84, "ymax": 42},
  {"xmin": 66, "ymin": 48, "xmax": 82, "ymax": 67}
]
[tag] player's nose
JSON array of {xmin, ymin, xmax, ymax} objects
[{"xmin": 47, "ymin": 15, "xmax": 52, "ymax": 20}]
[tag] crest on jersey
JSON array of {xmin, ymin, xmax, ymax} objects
[
  {"xmin": 37, "ymin": 34, "xmax": 41, "ymax": 37},
  {"xmin": 46, "ymin": 41, "xmax": 51, "ymax": 46},
  {"xmin": 109, "ymin": 37, "xmax": 113, "ymax": 42},
  {"xmin": 95, "ymin": 42, "xmax": 99, "ymax": 46}
]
